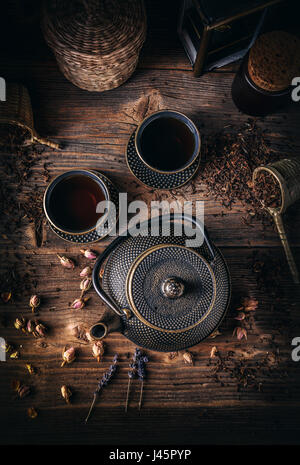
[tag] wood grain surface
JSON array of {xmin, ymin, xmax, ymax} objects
[{"xmin": 0, "ymin": 0, "xmax": 300, "ymax": 445}]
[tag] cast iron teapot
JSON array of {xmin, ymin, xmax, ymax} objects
[{"xmin": 91, "ymin": 214, "xmax": 231, "ymax": 352}]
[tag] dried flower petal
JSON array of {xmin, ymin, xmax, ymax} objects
[
  {"xmin": 80, "ymin": 266, "xmax": 92, "ymax": 278},
  {"xmin": 80, "ymin": 249, "xmax": 97, "ymax": 260},
  {"xmin": 210, "ymin": 346, "xmax": 217, "ymax": 358},
  {"xmin": 57, "ymin": 254, "xmax": 75, "ymax": 270},
  {"xmin": 14, "ymin": 317, "xmax": 26, "ymax": 331},
  {"xmin": 183, "ymin": 351, "xmax": 194, "ymax": 365},
  {"xmin": 61, "ymin": 346, "xmax": 76, "ymax": 367},
  {"xmin": 80, "ymin": 278, "xmax": 92, "ymax": 293},
  {"xmin": 61, "ymin": 385, "xmax": 72, "ymax": 404},
  {"xmin": 29, "ymin": 295, "xmax": 40, "ymax": 313},
  {"xmin": 92, "ymin": 341, "xmax": 105, "ymax": 363},
  {"xmin": 233, "ymin": 327, "xmax": 248, "ymax": 341},
  {"xmin": 25, "ymin": 364, "xmax": 36, "ymax": 375},
  {"xmin": 10, "ymin": 351, "xmax": 20, "ymax": 359},
  {"xmin": 27, "ymin": 407, "xmax": 38, "ymax": 419},
  {"xmin": 235, "ymin": 312, "xmax": 246, "ymax": 321},
  {"xmin": 1, "ymin": 291, "xmax": 11, "ymax": 303}
]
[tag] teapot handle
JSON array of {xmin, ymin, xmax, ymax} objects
[
  {"xmin": 92, "ymin": 214, "xmax": 216, "ymax": 319},
  {"xmin": 92, "ymin": 234, "xmax": 129, "ymax": 318}
]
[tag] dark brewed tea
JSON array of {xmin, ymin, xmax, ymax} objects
[
  {"xmin": 140, "ymin": 117, "xmax": 196, "ymax": 171},
  {"xmin": 49, "ymin": 175, "xmax": 106, "ymax": 232}
]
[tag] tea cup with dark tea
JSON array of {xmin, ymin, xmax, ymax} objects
[
  {"xmin": 43, "ymin": 170, "xmax": 110, "ymax": 236},
  {"xmin": 135, "ymin": 110, "xmax": 201, "ymax": 174}
]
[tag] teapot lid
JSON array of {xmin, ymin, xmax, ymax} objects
[{"xmin": 125, "ymin": 244, "xmax": 216, "ymax": 333}]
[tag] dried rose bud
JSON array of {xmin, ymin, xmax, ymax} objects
[
  {"xmin": 233, "ymin": 327, "xmax": 248, "ymax": 341},
  {"xmin": 14, "ymin": 317, "xmax": 26, "ymax": 331},
  {"xmin": 18, "ymin": 384, "xmax": 30, "ymax": 399},
  {"xmin": 57, "ymin": 254, "xmax": 75, "ymax": 270},
  {"xmin": 29, "ymin": 295, "xmax": 40, "ymax": 313},
  {"xmin": 26, "ymin": 319, "xmax": 36, "ymax": 334},
  {"xmin": 210, "ymin": 346, "xmax": 217, "ymax": 358},
  {"xmin": 80, "ymin": 278, "xmax": 92, "ymax": 293},
  {"xmin": 80, "ymin": 266, "xmax": 92, "ymax": 278},
  {"xmin": 61, "ymin": 385, "xmax": 72, "ymax": 404},
  {"xmin": 34, "ymin": 323, "xmax": 47, "ymax": 338},
  {"xmin": 80, "ymin": 248, "xmax": 97, "ymax": 260},
  {"xmin": 10, "ymin": 351, "xmax": 20, "ymax": 359},
  {"xmin": 242, "ymin": 298, "xmax": 258, "ymax": 312},
  {"xmin": 235, "ymin": 312, "xmax": 246, "ymax": 321},
  {"xmin": 183, "ymin": 351, "xmax": 194, "ymax": 365},
  {"xmin": 61, "ymin": 346, "xmax": 76, "ymax": 367},
  {"xmin": 1, "ymin": 291, "xmax": 11, "ymax": 303},
  {"xmin": 71, "ymin": 297, "xmax": 89, "ymax": 310},
  {"xmin": 25, "ymin": 364, "xmax": 36, "ymax": 375},
  {"xmin": 92, "ymin": 341, "xmax": 105, "ymax": 363},
  {"xmin": 27, "ymin": 407, "xmax": 38, "ymax": 419}
]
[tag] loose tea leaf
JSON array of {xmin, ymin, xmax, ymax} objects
[{"xmin": 199, "ymin": 120, "xmax": 283, "ymax": 227}]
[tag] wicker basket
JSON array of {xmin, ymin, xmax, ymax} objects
[
  {"xmin": 42, "ymin": 0, "xmax": 147, "ymax": 92},
  {"xmin": 0, "ymin": 83, "xmax": 60, "ymax": 149}
]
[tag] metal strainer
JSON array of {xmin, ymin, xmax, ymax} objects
[
  {"xmin": 0, "ymin": 83, "xmax": 60, "ymax": 149},
  {"xmin": 253, "ymin": 158, "xmax": 300, "ymax": 284}
]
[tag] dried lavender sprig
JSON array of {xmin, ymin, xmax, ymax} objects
[
  {"xmin": 125, "ymin": 348, "xmax": 141, "ymax": 412},
  {"xmin": 85, "ymin": 354, "xmax": 118, "ymax": 423},
  {"xmin": 138, "ymin": 355, "xmax": 148, "ymax": 410}
]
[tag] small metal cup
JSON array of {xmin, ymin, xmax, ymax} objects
[{"xmin": 253, "ymin": 158, "xmax": 300, "ymax": 284}]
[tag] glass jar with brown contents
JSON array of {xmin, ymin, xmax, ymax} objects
[{"xmin": 231, "ymin": 31, "xmax": 300, "ymax": 116}]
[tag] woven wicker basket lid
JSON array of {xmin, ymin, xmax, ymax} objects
[{"xmin": 43, "ymin": 0, "xmax": 146, "ymax": 58}]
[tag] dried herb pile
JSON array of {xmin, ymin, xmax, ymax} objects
[
  {"xmin": 199, "ymin": 120, "xmax": 282, "ymax": 226},
  {"xmin": 0, "ymin": 124, "xmax": 50, "ymax": 246},
  {"xmin": 254, "ymin": 171, "xmax": 281, "ymax": 209}
]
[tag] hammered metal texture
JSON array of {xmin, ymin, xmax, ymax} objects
[
  {"xmin": 102, "ymin": 223, "xmax": 230, "ymax": 351},
  {"xmin": 126, "ymin": 131, "xmax": 200, "ymax": 189},
  {"xmin": 128, "ymin": 245, "xmax": 215, "ymax": 331},
  {"xmin": 50, "ymin": 172, "xmax": 119, "ymax": 244}
]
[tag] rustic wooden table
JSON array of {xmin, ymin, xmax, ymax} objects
[{"xmin": 1, "ymin": 1, "xmax": 300, "ymax": 445}]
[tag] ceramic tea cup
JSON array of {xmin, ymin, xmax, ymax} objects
[
  {"xmin": 135, "ymin": 110, "xmax": 201, "ymax": 174},
  {"xmin": 43, "ymin": 169, "xmax": 111, "ymax": 237}
]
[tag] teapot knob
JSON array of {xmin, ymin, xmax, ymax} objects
[{"xmin": 161, "ymin": 277, "xmax": 185, "ymax": 299}]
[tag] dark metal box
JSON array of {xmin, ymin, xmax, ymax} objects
[{"xmin": 178, "ymin": 0, "xmax": 284, "ymax": 76}]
